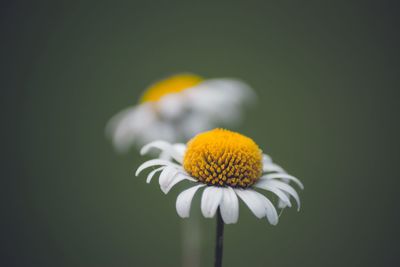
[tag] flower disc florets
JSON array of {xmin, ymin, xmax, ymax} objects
[{"xmin": 183, "ymin": 129, "xmax": 263, "ymax": 188}]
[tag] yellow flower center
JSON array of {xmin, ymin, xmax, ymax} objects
[
  {"xmin": 183, "ymin": 129, "xmax": 263, "ymax": 188},
  {"xmin": 140, "ymin": 74, "xmax": 203, "ymax": 103}
]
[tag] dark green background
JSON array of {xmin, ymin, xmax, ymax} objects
[{"xmin": 2, "ymin": 1, "xmax": 399, "ymax": 266}]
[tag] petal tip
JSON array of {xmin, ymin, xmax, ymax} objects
[
  {"xmin": 134, "ymin": 169, "xmax": 140, "ymax": 177},
  {"xmin": 160, "ymin": 187, "xmax": 169, "ymax": 194},
  {"xmin": 139, "ymin": 144, "xmax": 150, "ymax": 156}
]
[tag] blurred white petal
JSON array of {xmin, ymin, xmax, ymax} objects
[{"xmin": 158, "ymin": 94, "xmax": 185, "ymax": 119}]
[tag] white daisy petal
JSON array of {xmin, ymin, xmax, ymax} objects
[
  {"xmin": 140, "ymin": 141, "xmax": 184, "ymax": 164},
  {"xmin": 263, "ymin": 163, "xmax": 286, "ymax": 173},
  {"xmin": 234, "ymin": 189, "xmax": 266, "ymax": 219},
  {"xmin": 254, "ymin": 182, "xmax": 292, "ymax": 207},
  {"xmin": 201, "ymin": 187, "xmax": 224, "ymax": 218},
  {"xmin": 235, "ymin": 189, "xmax": 278, "ymax": 225},
  {"xmin": 220, "ymin": 187, "xmax": 239, "ymax": 224},
  {"xmin": 278, "ymin": 194, "xmax": 291, "ymax": 209},
  {"xmin": 135, "ymin": 159, "xmax": 174, "ymax": 176},
  {"xmin": 159, "ymin": 150, "xmax": 171, "ymax": 160},
  {"xmin": 159, "ymin": 167, "xmax": 179, "ymax": 194},
  {"xmin": 177, "ymin": 171, "xmax": 197, "ymax": 182},
  {"xmin": 146, "ymin": 166, "xmax": 164, "ymax": 183},
  {"xmin": 260, "ymin": 194, "xmax": 279, "ymax": 225},
  {"xmin": 262, "ymin": 154, "xmax": 287, "ymax": 173},
  {"xmin": 262, "ymin": 154, "xmax": 273, "ymax": 164},
  {"xmin": 140, "ymin": 140, "xmax": 171, "ymax": 155},
  {"xmin": 172, "ymin": 143, "xmax": 186, "ymax": 158},
  {"xmin": 163, "ymin": 173, "xmax": 196, "ymax": 194},
  {"xmin": 260, "ymin": 180, "xmax": 301, "ymax": 211},
  {"xmin": 261, "ymin": 173, "xmax": 304, "ymax": 189},
  {"xmin": 176, "ymin": 184, "xmax": 205, "ymax": 218}
]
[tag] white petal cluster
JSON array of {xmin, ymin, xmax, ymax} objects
[{"xmin": 136, "ymin": 141, "xmax": 304, "ymax": 225}]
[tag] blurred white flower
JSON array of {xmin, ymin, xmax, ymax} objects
[
  {"xmin": 106, "ymin": 74, "xmax": 255, "ymax": 153},
  {"xmin": 135, "ymin": 129, "xmax": 303, "ymax": 225}
]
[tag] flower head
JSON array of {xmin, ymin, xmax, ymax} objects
[
  {"xmin": 106, "ymin": 74, "xmax": 255, "ymax": 153},
  {"xmin": 136, "ymin": 129, "xmax": 303, "ymax": 225}
]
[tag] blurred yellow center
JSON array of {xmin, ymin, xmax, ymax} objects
[
  {"xmin": 140, "ymin": 74, "xmax": 203, "ymax": 103},
  {"xmin": 183, "ymin": 129, "xmax": 263, "ymax": 188}
]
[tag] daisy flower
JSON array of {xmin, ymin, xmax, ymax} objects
[
  {"xmin": 135, "ymin": 128, "xmax": 304, "ymax": 225},
  {"xmin": 106, "ymin": 74, "xmax": 254, "ymax": 153}
]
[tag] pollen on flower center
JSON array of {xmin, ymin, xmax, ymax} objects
[
  {"xmin": 183, "ymin": 129, "xmax": 263, "ymax": 188},
  {"xmin": 140, "ymin": 74, "xmax": 203, "ymax": 103}
]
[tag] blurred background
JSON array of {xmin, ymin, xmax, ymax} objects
[{"xmin": 2, "ymin": 1, "xmax": 399, "ymax": 266}]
